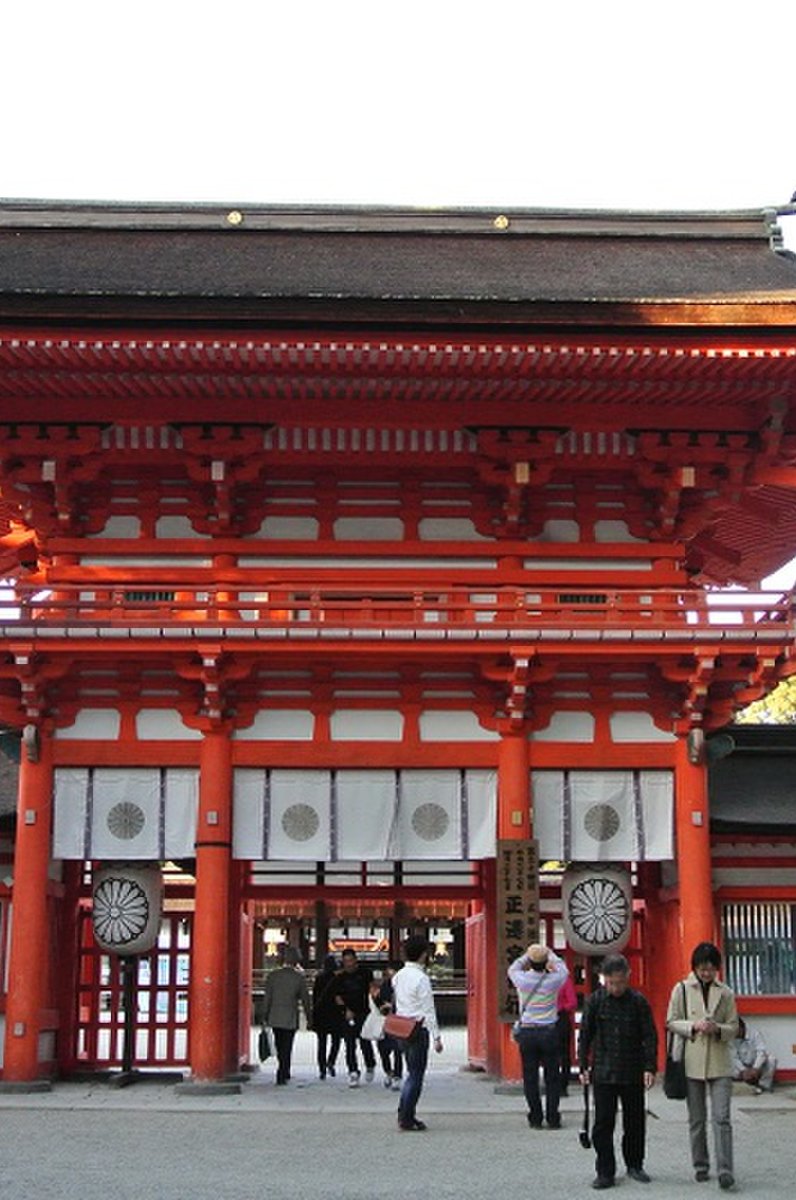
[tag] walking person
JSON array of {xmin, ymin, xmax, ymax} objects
[
  {"xmin": 507, "ymin": 942, "xmax": 569, "ymax": 1130},
  {"xmin": 262, "ymin": 945, "xmax": 311, "ymax": 1086},
  {"xmin": 578, "ymin": 953, "xmax": 658, "ymax": 1190},
  {"xmin": 557, "ymin": 969, "xmax": 578, "ymax": 1097},
  {"xmin": 331, "ymin": 947, "xmax": 376, "ymax": 1087},
  {"xmin": 311, "ymin": 953, "xmax": 341, "ymax": 1079},
  {"xmin": 392, "ymin": 934, "xmax": 443, "ymax": 1131},
  {"xmin": 376, "ymin": 962, "xmax": 403, "ymax": 1089},
  {"xmin": 667, "ymin": 941, "xmax": 739, "ymax": 1191}
]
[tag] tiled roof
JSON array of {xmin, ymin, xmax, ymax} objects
[{"xmin": 0, "ymin": 202, "xmax": 794, "ymax": 323}]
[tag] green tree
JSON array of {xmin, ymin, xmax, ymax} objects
[{"xmin": 736, "ymin": 676, "xmax": 796, "ymax": 724}]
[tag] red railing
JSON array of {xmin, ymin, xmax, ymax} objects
[{"xmin": 4, "ymin": 581, "xmax": 793, "ymax": 636}]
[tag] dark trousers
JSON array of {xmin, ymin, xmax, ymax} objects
[
  {"xmin": 557, "ymin": 1010, "xmax": 573, "ymax": 1093},
  {"xmin": 343, "ymin": 1022, "xmax": 376, "ymax": 1074},
  {"xmin": 378, "ymin": 1034, "xmax": 403, "ymax": 1078},
  {"xmin": 272, "ymin": 1027, "xmax": 296, "ymax": 1084},
  {"xmin": 592, "ymin": 1081, "xmax": 646, "ymax": 1180},
  {"xmin": 397, "ymin": 1027, "xmax": 429, "ymax": 1126},
  {"xmin": 517, "ymin": 1024, "xmax": 561, "ymax": 1126},
  {"xmin": 315, "ymin": 1030, "xmax": 341, "ymax": 1075}
]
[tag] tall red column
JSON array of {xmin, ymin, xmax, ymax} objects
[
  {"xmin": 189, "ymin": 728, "xmax": 234, "ymax": 1082},
  {"xmin": 493, "ymin": 729, "xmax": 530, "ymax": 1081},
  {"xmin": 2, "ymin": 731, "xmax": 54, "ymax": 1086},
  {"xmin": 674, "ymin": 736, "xmax": 715, "ymax": 971}
]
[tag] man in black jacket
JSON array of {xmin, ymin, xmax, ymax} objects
[{"xmin": 579, "ymin": 953, "xmax": 658, "ymax": 1190}]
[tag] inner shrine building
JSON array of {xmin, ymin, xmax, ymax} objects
[{"xmin": 1, "ymin": 200, "xmax": 796, "ymax": 1086}]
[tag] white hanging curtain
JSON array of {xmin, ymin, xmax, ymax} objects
[
  {"xmin": 52, "ymin": 767, "xmax": 90, "ymax": 859},
  {"xmin": 394, "ymin": 770, "xmax": 462, "ymax": 860},
  {"xmin": 230, "ymin": 768, "xmax": 497, "ymax": 860},
  {"xmin": 52, "ymin": 767, "xmax": 198, "ymax": 860},
  {"xmin": 532, "ymin": 769, "xmax": 673, "ymax": 862},
  {"xmin": 232, "ymin": 768, "xmax": 266, "ymax": 859},
  {"xmin": 336, "ymin": 769, "xmax": 396, "ymax": 860},
  {"xmin": 465, "ymin": 769, "xmax": 498, "ymax": 860},
  {"xmin": 267, "ymin": 769, "xmax": 332, "ymax": 860}
]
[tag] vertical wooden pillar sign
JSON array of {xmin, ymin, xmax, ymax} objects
[{"xmin": 496, "ymin": 838, "xmax": 539, "ymax": 1021}]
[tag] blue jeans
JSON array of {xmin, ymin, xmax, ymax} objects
[
  {"xmin": 397, "ymin": 1027, "xmax": 430, "ymax": 1126},
  {"xmin": 516, "ymin": 1024, "xmax": 561, "ymax": 1125}
]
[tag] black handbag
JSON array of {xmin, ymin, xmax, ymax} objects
[
  {"xmin": 258, "ymin": 1026, "xmax": 272, "ymax": 1062},
  {"xmin": 663, "ymin": 982, "xmax": 688, "ymax": 1100},
  {"xmin": 663, "ymin": 1045, "xmax": 687, "ymax": 1099}
]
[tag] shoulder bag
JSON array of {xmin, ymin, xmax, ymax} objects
[
  {"xmin": 383, "ymin": 1012, "xmax": 423, "ymax": 1040},
  {"xmin": 663, "ymin": 981, "xmax": 688, "ymax": 1100}
]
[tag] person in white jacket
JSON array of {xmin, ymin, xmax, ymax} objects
[
  {"xmin": 731, "ymin": 1018, "xmax": 777, "ymax": 1093},
  {"xmin": 666, "ymin": 941, "xmax": 739, "ymax": 1191}
]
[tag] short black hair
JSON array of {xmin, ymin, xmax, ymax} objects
[
  {"xmin": 600, "ymin": 953, "xmax": 630, "ymax": 977},
  {"xmin": 341, "ymin": 948, "xmax": 357, "ymax": 960},
  {"xmin": 403, "ymin": 934, "xmax": 430, "ymax": 963},
  {"xmin": 691, "ymin": 941, "xmax": 722, "ymax": 970}
]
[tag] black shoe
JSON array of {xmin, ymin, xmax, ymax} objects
[
  {"xmin": 591, "ymin": 1179, "xmax": 615, "ymax": 1191},
  {"xmin": 547, "ymin": 1119, "xmax": 562, "ymax": 1130},
  {"xmin": 398, "ymin": 1118, "xmax": 427, "ymax": 1132},
  {"xmin": 695, "ymin": 1169, "xmax": 709, "ymax": 1183},
  {"xmin": 718, "ymin": 1175, "xmax": 735, "ymax": 1192},
  {"xmin": 527, "ymin": 1114, "xmax": 543, "ymax": 1129},
  {"xmin": 627, "ymin": 1167, "xmax": 651, "ymax": 1183},
  {"xmin": 327, "ymin": 1065, "xmax": 336, "ymax": 1077}
]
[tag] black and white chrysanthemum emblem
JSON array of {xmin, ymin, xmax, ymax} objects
[
  {"xmin": 567, "ymin": 876, "xmax": 630, "ymax": 947},
  {"xmin": 583, "ymin": 803, "xmax": 621, "ymax": 842},
  {"xmin": 411, "ymin": 802, "xmax": 449, "ymax": 841},
  {"xmin": 106, "ymin": 801, "xmax": 146, "ymax": 841},
  {"xmin": 93, "ymin": 876, "xmax": 150, "ymax": 946},
  {"xmin": 281, "ymin": 803, "xmax": 320, "ymax": 841}
]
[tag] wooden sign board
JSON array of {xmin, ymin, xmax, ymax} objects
[{"xmin": 496, "ymin": 838, "xmax": 540, "ymax": 1021}]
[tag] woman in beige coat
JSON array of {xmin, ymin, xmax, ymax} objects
[{"xmin": 666, "ymin": 941, "xmax": 739, "ymax": 1191}]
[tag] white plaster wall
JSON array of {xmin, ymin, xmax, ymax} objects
[
  {"xmin": 233, "ymin": 710, "xmax": 315, "ymax": 740},
  {"xmin": 533, "ymin": 711, "xmax": 595, "ymax": 742},
  {"xmin": 136, "ymin": 709, "xmax": 203, "ymax": 740},
  {"xmin": 419, "ymin": 710, "xmax": 498, "ymax": 741},
  {"xmin": 330, "ymin": 709, "xmax": 404, "ymax": 740},
  {"xmin": 610, "ymin": 712, "xmax": 675, "ymax": 742},
  {"xmin": 333, "ymin": 517, "xmax": 404, "ymax": 540},
  {"xmin": 54, "ymin": 709, "xmax": 121, "ymax": 740}
]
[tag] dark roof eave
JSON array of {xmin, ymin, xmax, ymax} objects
[{"xmin": 3, "ymin": 293, "xmax": 796, "ymax": 329}]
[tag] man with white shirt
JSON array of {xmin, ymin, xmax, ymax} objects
[{"xmin": 391, "ymin": 934, "xmax": 443, "ymax": 1132}]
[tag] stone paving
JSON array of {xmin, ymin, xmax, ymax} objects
[{"xmin": 0, "ymin": 1029, "xmax": 793, "ymax": 1199}]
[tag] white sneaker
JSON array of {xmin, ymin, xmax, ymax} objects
[
  {"xmin": 391, "ymin": 1077, "xmax": 402, "ymax": 1090},
  {"xmin": 383, "ymin": 1076, "xmax": 392, "ymax": 1088},
  {"xmin": 348, "ymin": 1071, "xmax": 360, "ymax": 1088}
]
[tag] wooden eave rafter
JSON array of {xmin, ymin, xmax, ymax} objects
[{"xmin": 1, "ymin": 329, "xmax": 796, "ymax": 426}]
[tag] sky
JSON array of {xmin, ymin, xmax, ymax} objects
[{"xmin": 3, "ymin": 1, "xmax": 796, "ymax": 222}]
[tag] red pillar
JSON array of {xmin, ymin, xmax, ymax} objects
[
  {"xmin": 189, "ymin": 728, "xmax": 233, "ymax": 1081},
  {"xmin": 2, "ymin": 732, "xmax": 54, "ymax": 1083},
  {"xmin": 493, "ymin": 729, "xmax": 530, "ymax": 1081},
  {"xmin": 674, "ymin": 736, "xmax": 714, "ymax": 972}
]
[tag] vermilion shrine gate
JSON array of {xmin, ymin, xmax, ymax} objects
[{"xmin": 1, "ymin": 202, "xmax": 795, "ymax": 1086}]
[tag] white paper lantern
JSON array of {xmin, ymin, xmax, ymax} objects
[
  {"xmin": 92, "ymin": 863, "xmax": 163, "ymax": 956},
  {"xmin": 562, "ymin": 865, "xmax": 633, "ymax": 956}
]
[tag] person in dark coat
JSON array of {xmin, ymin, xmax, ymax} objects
[
  {"xmin": 375, "ymin": 962, "xmax": 403, "ymax": 1088},
  {"xmin": 262, "ymin": 945, "xmax": 311, "ymax": 1085},
  {"xmin": 312, "ymin": 954, "xmax": 342, "ymax": 1078},
  {"xmin": 331, "ymin": 947, "xmax": 375, "ymax": 1086},
  {"xmin": 579, "ymin": 953, "xmax": 658, "ymax": 1190}
]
